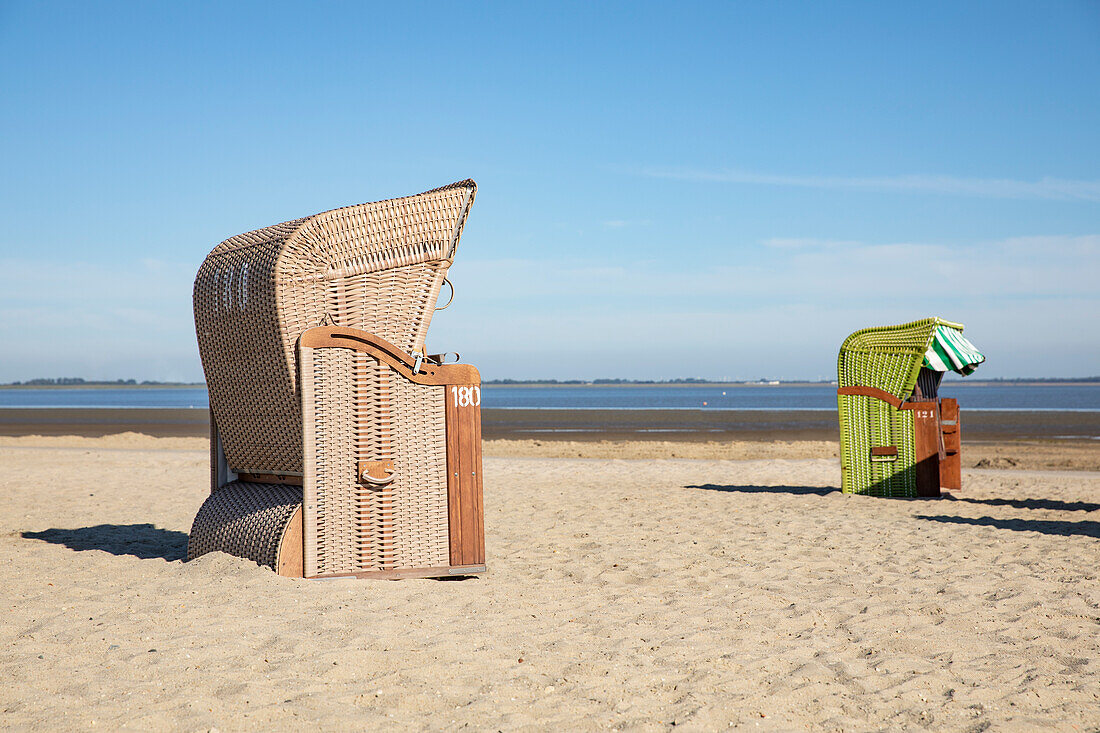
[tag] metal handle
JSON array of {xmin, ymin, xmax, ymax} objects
[
  {"xmin": 434, "ymin": 277, "xmax": 455, "ymax": 311},
  {"xmin": 358, "ymin": 459, "xmax": 396, "ymax": 486}
]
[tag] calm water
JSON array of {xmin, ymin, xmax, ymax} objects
[{"xmin": 1, "ymin": 383, "xmax": 1098, "ymax": 411}]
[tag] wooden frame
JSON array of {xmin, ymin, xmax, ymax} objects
[
  {"xmin": 445, "ymin": 381, "xmax": 485, "ymax": 567},
  {"xmin": 276, "ymin": 506, "xmax": 304, "ymax": 577}
]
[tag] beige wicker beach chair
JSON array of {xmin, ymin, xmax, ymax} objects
[{"xmin": 187, "ymin": 181, "xmax": 486, "ymax": 579}]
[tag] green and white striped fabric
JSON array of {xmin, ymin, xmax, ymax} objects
[{"xmin": 923, "ymin": 325, "xmax": 985, "ymax": 375}]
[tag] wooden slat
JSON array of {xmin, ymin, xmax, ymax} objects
[
  {"xmin": 837, "ymin": 385, "xmax": 903, "ymax": 410},
  {"xmin": 236, "ymin": 472, "xmax": 304, "ymax": 486},
  {"xmin": 902, "ymin": 402, "xmax": 941, "ymax": 497},
  {"xmin": 445, "ymin": 384, "xmax": 486, "ymax": 566},
  {"xmin": 300, "ymin": 326, "xmax": 480, "ymax": 386},
  {"xmin": 939, "ymin": 398, "xmax": 962, "ymax": 490},
  {"xmin": 310, "ymin": 564, "xmax": 486, "ymax": 581}
]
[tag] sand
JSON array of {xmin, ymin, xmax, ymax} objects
[
  {"xmin": 1, "ymin": 435, "xmax": 1098, "ymax": 730},
  {"xmin": 484, "ymin": 439, "xmax": 1100, "ymax": 473}
]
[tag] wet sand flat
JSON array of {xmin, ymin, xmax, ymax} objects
[
  {"xmin": 0, "ymin": 408, "xmax": 209, "ymax": 438},
  {"xmin": 2, "ymin": 407, "xmax": 1098, "ymax": 443},
  {"xmin": 1, "ymin": 435, "xmax": 1097, "ymax": 730}
]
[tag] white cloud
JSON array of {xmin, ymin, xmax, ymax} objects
[
  {"xmin": 640, "ymin": 167, "xmax": 1100, "ymax": 202},
  {"xmin": 431, "ymin": 234, "xmax": 1100, "ymax": 378},
  {"xmin": 0, "ymin": 257, "xmax": 201, "ymax": 382},
  {"xmin": 763, "ymin": 238, "xmax": 864, "ymax": 249},
  {"xmin": 3, "ymin": 235, "xmax": 1097, "ymax": 381},
  {"xmin": 448, "ymin": 235, "xmax": 1099, "ymax": 303}
]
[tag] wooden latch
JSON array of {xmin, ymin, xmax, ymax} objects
[{"xmin": 870, "ymin": 446, "xmax": 899, "ymax": 462}]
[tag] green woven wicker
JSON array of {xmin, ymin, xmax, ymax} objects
[{"xmin": 837, "ymin": 317, "xmax": 965, "ymax": 497}]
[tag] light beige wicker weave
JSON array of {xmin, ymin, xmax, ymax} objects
[{"xmin": 187, "ymin": 181, "xmax": 486, "ymax": 579}]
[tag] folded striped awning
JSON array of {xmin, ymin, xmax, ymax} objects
[{"xmin": 923, "ymin": 325, "xmax": 985, "ymax": 375}]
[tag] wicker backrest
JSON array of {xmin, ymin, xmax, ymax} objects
[
  {"xmin": 837, "ymin": 317, "xmax": 962, "ymax": 399},
  {"xmin": 194, "ymin": 180, "xmax": 476, "ymax": 475}
]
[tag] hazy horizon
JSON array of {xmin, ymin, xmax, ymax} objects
[
  {"xmin": 2, "ymin": 2, "xmax": 1097, "ymax": 382},
  {"xmin": 4, "ymin": 375, "xmax": 1100, "ymax": 387}
]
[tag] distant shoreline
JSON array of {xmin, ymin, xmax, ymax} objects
[
  {"xmin": 0, "ymin": 383, "xmax": 204, "ymax": 390},
  {"xmin": 1, "ymin": 380, "xmax": 1097, "ymax": 390}
]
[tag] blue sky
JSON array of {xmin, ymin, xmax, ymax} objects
[{"xmin": 1, "ymin": 1, "xmax": 1097, "ymax": 381}]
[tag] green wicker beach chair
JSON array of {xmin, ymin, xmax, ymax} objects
[
  {"xmin": 837, "ymin": 317, "xmax": 984, "ymax": 497},
  {"xmin": 186, "ymin": 181, "xmax": 486, "ymax": 579}
]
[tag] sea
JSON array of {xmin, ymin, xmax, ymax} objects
[{"xmin": 1, "ymin": 383, "xmax": 1098, "ymax": 412}]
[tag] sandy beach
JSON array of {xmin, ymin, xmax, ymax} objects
[
  {"xmin": 5, "ymin": 2, "xmax": 1098, "ymax": 730},
  {"xmin": 2, "ymin": 433, "xmax": 1097, "ymax": 730}
]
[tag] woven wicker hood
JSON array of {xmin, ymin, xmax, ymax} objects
[{"xmin": 193, "ymin": 180, "xmax": 476, "ymax": 474}]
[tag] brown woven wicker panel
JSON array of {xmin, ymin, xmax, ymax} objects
[
  {"xmin": 301, "ymin": 344, "xmax": 450, "ymax": 577},
  {"xmin": 194, "ymin": 181, "xmax": 475, "ymax": 477},
  {"xmin": 195, "ymin": 236, "xmax": 300, "ymax": 473},
  {"xmin": 187, "ymin": 481, "xmax": 302, "ymax": 569}
]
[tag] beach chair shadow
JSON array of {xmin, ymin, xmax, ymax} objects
[
  {"xmin": 914, "ymin": 515, "xmax": 1100, "ymax": 538},
  {"xmin": 942, "ymin": 496, "xmax": 1100, "ymax": 513},
  {"xmin": 686, "ymin": 483, "xmax": 961, "ymax": 502},
  {"xmin": 685, "ymin": 484, "xmax": 839, "ymax": 496},
  {"xmin": 22, "ymin": 524, "xmax": 189, "ymax": 561}
]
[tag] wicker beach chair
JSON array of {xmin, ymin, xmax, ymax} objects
[
  {"xmin": 186, "ymin": 180, "xmax": 486, "ymax": 579},
  {"xmin": 837, "ymin": 317, "xmax": 984, "ymax": 497}
]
